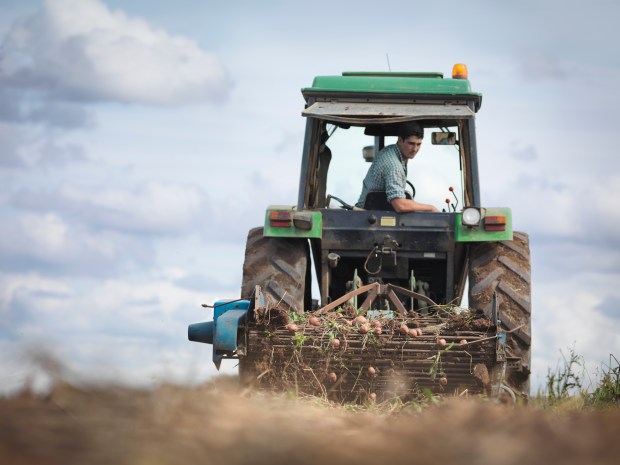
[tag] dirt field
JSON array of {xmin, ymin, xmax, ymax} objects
[{"xmin": 1, "ymin": 376, "xmax": 619, "ymax": 465}]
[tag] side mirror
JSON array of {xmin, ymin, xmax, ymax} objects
[
  {"xmin": 362, "ymin": 145, "xmax": 375, "ymax": 162},
  {"xmin": 431, "ymin": 132, "xmax": 457, "ymax": 145}
]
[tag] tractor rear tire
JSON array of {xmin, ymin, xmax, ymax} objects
[
  {"xmin": 468, "ymin": 231, "xmax": 532, "ymax": 399},
  {"xmin": 240, "ymin": 227, "xmax": 310, "ymax": 313},
  {"xmin": 239, "ymin": 227, "xmax": 310, "ymax": 385}
]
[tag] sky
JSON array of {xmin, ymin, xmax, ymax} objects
[{"xmin": 1, "ymin": 0, "xmax": 619, "ymax": 394}]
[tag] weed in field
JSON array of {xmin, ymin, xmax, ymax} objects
[
  {"xmin": 545, "ymin": 346, "xmax": 584, "ymax": 404},
  {"xmin": 536, "ymin": 347, "xmax": 619, "ymax": 410},
  {"xmin": 585, "ymin": 355, "xmax": 619, "ymax": 409}
]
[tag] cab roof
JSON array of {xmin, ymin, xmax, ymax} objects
[{"xmin": 302, "ymin": 71, "xmax": 482, "ymax": 112}]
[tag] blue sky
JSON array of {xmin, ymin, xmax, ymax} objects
[{"xmin": 1, "ymin": 0, "xmax": 619, "ymax": 393}]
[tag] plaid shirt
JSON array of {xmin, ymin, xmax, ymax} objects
[{"xmin": 356, "ymin": 144, "xmax": 408, "ymax": 207}]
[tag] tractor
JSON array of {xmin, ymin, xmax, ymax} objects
[{"xmin": 189, "ymin": 64, "xmax": 531, "ymax": 403}]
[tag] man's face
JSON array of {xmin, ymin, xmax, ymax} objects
[{"xmin": 398, "ymin": 135, "xmax": 423, "ymax": 160}]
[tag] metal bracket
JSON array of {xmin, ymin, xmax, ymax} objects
[
  {"xmin": 214, "ymin": 310, "xmax": 247, "ymax": 352},
  {"xmin": 381, "ymin": 236, "xmax": 399, "ymax": 268},
  {"xmin": 315, "ymin": 282, "xmax": 438, "ymax": 315}
]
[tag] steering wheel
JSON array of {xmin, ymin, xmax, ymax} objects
[
  {"xmin": 326, "ymin": 194, "xmax": 354, "ymax": 210},
  {"xmin": 407, "ymin": 181, "xmax": 416, "ymax": 199}
]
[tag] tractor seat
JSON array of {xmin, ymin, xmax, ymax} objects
[{"xmin": 363, "ymin": 191, "xmax": 411, "ymax": 211}]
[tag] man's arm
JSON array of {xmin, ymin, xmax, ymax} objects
[
  {"xmin": 391, "ymin": 197, "xmax": 438, "ymax": 213},
  {"xmin": 383, "ymin": 156, "xmax": 437, "ymax": 212}
]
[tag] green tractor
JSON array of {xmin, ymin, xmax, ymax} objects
[{"xmin": 189, "ymin": 64, "xmax": 531, "ymax": 403}]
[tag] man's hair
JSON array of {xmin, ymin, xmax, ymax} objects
[{"xmin": 397, "ymin": 122, "xmax": 424, "ymax": 140}]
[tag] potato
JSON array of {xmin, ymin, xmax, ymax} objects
[
  {"xmin": 331, "ymin": 338, "xmax": 341, "ymax": 349},
  {"xmin": 309, "ymin": 316, "xmax": 321, "ymax": 327},
  {"xmin": 328, "ymin": 372, "xmax": 337, "ymax": 383},
  {"xmin": 399, "ymin": 324, "xmax": 410, "ymax": 335},
  {"xmin": 286, "ymin": 323, "xmax": 298, "ymax": 333},
  {"xmin": 437, "ymin": 338, "xmax": 447, "ymax": 347},
  {"xmin": 367, "ymin": 366, "xmax": 376, "ymax": 376}
]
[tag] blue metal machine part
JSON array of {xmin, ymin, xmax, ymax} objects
[{"xmin": 187, "ymin": 299, "xmax": 249, "ymax": 369}]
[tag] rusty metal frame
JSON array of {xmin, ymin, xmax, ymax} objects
[{"xmin": 315, "ymin": 282, "xmax": 438, "ymax": 316}]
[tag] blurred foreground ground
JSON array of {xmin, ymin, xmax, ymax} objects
[{"xmin": 1, "ymin": 376, "xmax": 619, "ymax": 465}]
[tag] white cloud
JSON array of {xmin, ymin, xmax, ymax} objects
[
  {"xmin": 0, "ymin": 210, "xmax": 153, "ymax": 275},
  {"xmin": 0, "ymin": 124, "xmax": 27, "ymax": 168},
  {"xmin": 24, "ymin": 212, "xmax": 68, "ymax": 252},
  {"xmin": 60, "ymin": 182, "xmax": 209, "ymax": 235},
  {"xmin": 89, "ymin": 274, "xmax": 204, "ymax": 317},
  {"xmin": 0, "ymin": 181, "xmax": 216, "ymax": 277},
  {"xmin": 511, "ymin": 174, "xmax": 620, "ymax": 245},
  {"xmin": 0, "ymin": 121, "xmax": 88, "ymax": 170},
  {"xmin": 2, "ymin": 0, "xmax": 232, "ymax": 106},
  {"xmin": 0, "ymin": 272, "xmax": 72, "ymax": 320},
  {"xmin": 13, "ymin": 181, "xmax": 210, "ymax": 236}
]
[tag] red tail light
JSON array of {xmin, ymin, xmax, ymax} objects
[
  {"xmin": 484, "ymin": 215, "xmax": 506, "ymax": 231},
  {"xmin": 269, "ymin": 210, "xmax": 292, "ymax": 228}
]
